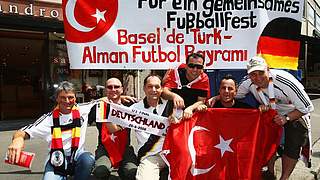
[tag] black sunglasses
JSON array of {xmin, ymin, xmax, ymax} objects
[
  {"xmin": 107, "ymin": 85, "xmax": 121, "ymax": 89},
  {"xmin": 187, "ymin": 63, "xmax": 204, "ymax": 69}
]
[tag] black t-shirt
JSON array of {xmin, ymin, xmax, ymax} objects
[
  {"xmin": 172, "ymin": 69, "xmax": 207, "ymax": 108},
  {"xmin": 213, "ymin": 99, "xmax": 253, "ymax": 108}
]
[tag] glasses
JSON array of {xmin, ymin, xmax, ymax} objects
[
  {"xmin": 187, "ymin": 63, "xmax": 204, "ymax": 69},
  {"xmin": 107, "ymin": 85, "xmax": 121, "ymax": 90},
  {"xmin": 59, "ymin": 96, "xmax": 75, "ymax": 101}
]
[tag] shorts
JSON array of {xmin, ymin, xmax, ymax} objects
[{"xmin": 283, "ymin": 117, "xmax": 308, "ymax": 160}]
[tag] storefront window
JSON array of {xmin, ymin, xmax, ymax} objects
[
  {"xmin": 307, "ymin": 3, "xmax": 315, "ymax": 25},
  {"xmin": 48, "ymin": 33, "xmax": 109, "ymax": 103},
  {"xmin": 316, "ymin": 13, "xmax": 320, "ymax": 31}
]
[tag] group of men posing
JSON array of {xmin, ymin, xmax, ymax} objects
[{"xmin": 7, "ymin": 53, "xmax": 314, "ymax": 180}]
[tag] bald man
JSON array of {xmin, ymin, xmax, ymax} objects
[{"xmin": 91, "ymin": 78, "xmax": 137, "ymax": 180}]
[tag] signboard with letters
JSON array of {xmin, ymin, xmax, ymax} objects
[{"xmin": 62, "ymin": 0, "xmax": 304, "ymax": 70}]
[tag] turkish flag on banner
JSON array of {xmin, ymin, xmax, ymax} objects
[
  {"xmin": 101, "ymin": 123, "xmax": 128, "ymax": 167},
  {"xmin": 162, "ymin": 108, "xmax": 282, "ymax": 180}
]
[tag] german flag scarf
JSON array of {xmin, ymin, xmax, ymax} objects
[
  {"xmin": 49, "ymin": 105, "xmax": 81, "ymax": 176},
  {"xmin": 256, "ymin": 76, "xmax": 276, "ymax": 110}
]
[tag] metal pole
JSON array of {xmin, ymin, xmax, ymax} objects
[
  {"xmin": 303, "ymin": 0, "xmax": 308, "ymax": 87},
  {"xmin": 304, "ymin": 41, "xmax": 308, "ymax": 87}
]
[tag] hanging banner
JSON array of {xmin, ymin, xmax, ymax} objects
[{"xmin": 63, "ymin": 0, "xmax": 304, "ymax": 70}]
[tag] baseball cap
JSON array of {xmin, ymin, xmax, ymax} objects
[{"xmin": 247, "ymin": 56, "xmax": 268, "ymax": 74}]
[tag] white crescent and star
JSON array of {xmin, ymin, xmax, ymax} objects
[
  {"xmin": 188, "ymin": 126, "xmax": 215, "ymax": 176},
  {"xmin": 188, "ymin": 126, "xmax": 234, "ymax": 176},
  {"xmin": 92, "ymin": 9, "xmax": 107, "ymax": 24},
  {"xmin": 65, "ymin": 0, "xmax": 107, "ymax": 32},
  {"xmin": 110, "ymin": 133, "xmax": 117, "ymax": 142},
  {"xmin": 214, "ymin": 135, "xmax": 234, "ymax": 157}
]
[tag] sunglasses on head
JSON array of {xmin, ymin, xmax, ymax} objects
[
  {"xmin": 187, "ymin": 63, "xmax": 204, "ymax": 69},
  {"xmin": 107, "ymin": 85, "xmax": 121, "ymax": 89}
]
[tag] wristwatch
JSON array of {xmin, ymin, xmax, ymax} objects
[{"xmin": 284, "ymin": 114, "xmax": 290, "ymax": 122}]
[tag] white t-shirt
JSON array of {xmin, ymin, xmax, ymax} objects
[
  {"xmin": 21, "ymin": 101, "xmax": 97, "ymax": 160},
  {"xmin": 237, "ymin": 69, "xmax": 314, "ymax": 115},
  {"xmin": 131, "ymin": 98, "xmax": 169, "ymax": 160}
]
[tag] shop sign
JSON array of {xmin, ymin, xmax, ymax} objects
[{"xmin": 0, "ymin": 0, "xmax": 63, "ymax": 21}]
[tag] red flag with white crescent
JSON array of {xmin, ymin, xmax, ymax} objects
[
  {"xmin": 101, "ymin": 123, "xmax": 128, "ymax": 168},
  {"xmin": 62, "ymin": 0, "xmax": 118, "ymax": 43},
  {"xmin": 162, "ymin": 108, "xmax": 282, "ymax": 180}
]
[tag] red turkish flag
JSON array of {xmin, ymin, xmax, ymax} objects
[
  {"xmin": 162, "ymin": 108, "xmax": 282, "ymax": 180},
  {"xmin": 101, "ymin": 123, "xmax": 128, "ymax": 168},
  {"xmin": 62, "ymin": 0, "xmax": 118, "ymax": 43}
]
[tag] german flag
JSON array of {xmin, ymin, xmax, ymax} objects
[{"xmin": 257, "ymin": 18, "xmax": 301, "ymax": 70}]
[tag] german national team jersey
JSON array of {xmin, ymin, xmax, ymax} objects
[
  {"xmin": 131, "ymin": 98, "xmax": 172, "ymax": 161},
  {"xmin": 21, "ymin": 101, "xmax": 97, "ymax": 159},
  {"xmin": 237, "ymin": 69, "xmax": 314, "ymax": 115}
]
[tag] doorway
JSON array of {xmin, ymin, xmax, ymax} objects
[{"xmin": 0, "ymin": 30, "xmax": 46, "ymax": 120}]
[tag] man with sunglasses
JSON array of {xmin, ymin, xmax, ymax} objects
[
  {"xmin": 162, "ymin": 52, "xmax": 210, "ymax": 119},
  {"xmin": 91, "ymin": 78, "xmax": 137, "ymax": 180}
]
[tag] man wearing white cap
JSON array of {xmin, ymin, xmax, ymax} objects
[{"xmin": 235, "ymin": 56, "xmax": 314, "ymax": 180}]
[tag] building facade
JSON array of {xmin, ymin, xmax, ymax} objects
[{"xmin": 301, "ymin": 0, "xmax": 320, "ymax": 92}]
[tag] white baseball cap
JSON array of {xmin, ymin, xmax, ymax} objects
[{"xmin": 247, "ymin": 56, "xmax": 268, "ymax": 74}]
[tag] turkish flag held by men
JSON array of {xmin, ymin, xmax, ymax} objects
[
  {"xmin": 162, "ymin": 108, "xmax": 282, "ymax": 180},
  {"xmin": 101, "ymin": 123, "xmax": 128, "ymax": 168},
  {"xmin": 98, "ymin": 101, "xmax": 128, "ymax": 168}
]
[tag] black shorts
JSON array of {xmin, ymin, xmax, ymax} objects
[{"xmin": 283, "ymin": 118, "xmax": 308, "ymax": 160}]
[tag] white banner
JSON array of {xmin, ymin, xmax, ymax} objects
[
  {"xmin": 63, "ymin": 0, "xmax": 304, "ymax": 69},
  {"xmin": 96, "ymin": 103, "xmax": 169, "ymax": 136}
]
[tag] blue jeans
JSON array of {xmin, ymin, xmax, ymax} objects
[{"xmin": 43, "ymin": 152, "xmax": 95, "ymax": 180}]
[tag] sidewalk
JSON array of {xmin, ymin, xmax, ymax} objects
[
  {"xmin": 274, "ymin": 96, "xmax": 320, "ymax": 179},
  {"xmin": 274, "ymin": 138, "xmax": 320, "ymax": 179}
]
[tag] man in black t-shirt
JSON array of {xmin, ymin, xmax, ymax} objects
[{"xmin": 211, "ymin": 74, "xmax": 252, "ymax": 109}]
